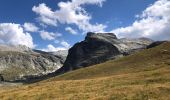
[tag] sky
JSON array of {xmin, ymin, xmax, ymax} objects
[{"xmin": 0, "ymin": 0, "xmax": 170, "ymax": 51}]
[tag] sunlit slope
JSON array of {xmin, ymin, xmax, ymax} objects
[{"xmin": 0, "ymin": 42, "xmax": 170, "ymax": 100}]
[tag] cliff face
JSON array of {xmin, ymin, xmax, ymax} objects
[
  {"xmin": 59, "ymin": 32, "xmax": 153, "ymax": 73},
  {"xmin": 0, "ymin": 44, "xmax": 68, "ymax": 81}
]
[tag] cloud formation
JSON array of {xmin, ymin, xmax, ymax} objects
[
  {"xmin": 43, "ymin": 44, "xmax": 67, "ymax": 52},
  {"xmin": 112, "ymin": 0, "xmax": 170, "ymax": 40},
  {"xmin": 61, "ymin": 40, "xmax": 70, "ymax": 48},
  {"xmin": 32, "ymin": 4, "xmax": 57, "ymax": 26},
  {"xmin": 32, "ymin": 0, "xmax": 106, "ymax": 33},
  {"xmin": 65, "ymin": 27, "xmax": 78, "ymax": 35},
  {"xmin": 23, "ymin": 22, "xmax": 39, "ymax": 32},
  {"xmin": 42, "ymin": 40, "xmax": 70, "ymax": 52},
  {"xmin": 40, "ymin": 30, "xmax": 62, "ymax": 40},
  {"xmin": 0, "ymin": 23, "xmax": 34, "ymax": 48}
]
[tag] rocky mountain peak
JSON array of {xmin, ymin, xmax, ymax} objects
[
  {"xmin": 85, "ymin": 32, "xmax": 117, "ymax": 41},
  {"xmin": 58, "ymin": 32, "xmax": 153, "ymax": 73},
  {"xmin": 86, "ymin": 32, "xmax": 117, "ymax": 38},
  {"xmin": 0, "ymin": 44, "xmax": 32, "ymax": 53}
]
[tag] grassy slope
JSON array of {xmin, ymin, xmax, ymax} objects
[{"xmin": 0, "ymin": 42, "xmax": 170, "ymax": 100}]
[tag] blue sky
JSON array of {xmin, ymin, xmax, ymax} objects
[{"xmin": 0, "ymin": 0, "xmax": 170, "ymax": 51}]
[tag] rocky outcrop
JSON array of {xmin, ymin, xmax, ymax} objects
[
  {"xmin": 0, "ymin": 74, "xmax": 4, "ymax": 82},
  {"xmin": 0, "ymin": 44, "xmax": 68, "ymax": 81},
  {"xmin": 147, "ymin": 41, "xmax": 167, "ymax": 49},
  {"xmin": 58, "ymin": 32, "xmax": 153, "ymax": 73}
]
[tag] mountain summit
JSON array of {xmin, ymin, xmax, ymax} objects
[{"xmin": 58, "ymin": 32, "xmax": 153, "ymax": 73}]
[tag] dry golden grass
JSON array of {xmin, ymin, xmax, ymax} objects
[
  {"xmin": 1, "ymin": 68, "xmax": 170, "ymax": 100},
  {"xmin": 0, "ymin": 42, "xmax": 170, "ymax": 100}
]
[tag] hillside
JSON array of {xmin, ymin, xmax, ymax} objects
[
  {"xmin": 0, "ymin": 44, "xmax": 68, "ymax": 81},
  {"xmin": 0, "ymin": 42, "xmax": 170, "ymax": 100}
]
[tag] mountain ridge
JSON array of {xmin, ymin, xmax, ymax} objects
[
  {"xmin": 59, "ymin": 32, "xmax": 153, "ymax": 73},
  {"xmin": 0, "ymin": 45, "xmax": 68, "ymax": 81}
]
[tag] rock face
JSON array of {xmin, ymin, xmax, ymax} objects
[
  {"xmin": 59, "ymin": 32, "xmax": 153, "ymax": 73},
  {"xmin": 147, "ymin": 41, "xmax": 166, "ymax": 49},
  {"xmin": 0, "ymin": 44, "xmax": 68, "ymax": 81},
  {"xmin": 0, "ymin": 74, "xmax": 4, "ymax": 82}
]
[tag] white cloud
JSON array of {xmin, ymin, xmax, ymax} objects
[
  {"xmin": 55, "ymin": 32, "xmax": 62, "ymax": 37},
  {"xmin": 39, "ymin": 30, "xmax": 62, "ymax": 40},
  {"xmin": 48, "ymin": 44, "xmax": 67, "ymax": 51},
  {"xmin": 54, "ymin": 40, "xmax": 60, "ymax": 44},
  {"xmin": 61, "ymin": 40, "xmax": 70, "ymax": 48},
  {"xmin": 0, "ymin": 23, "xmax": 34, "ymax": 48},
  {"xmin": 32, "ymin": 0, "xmax": 106, "ymax": 33},
  {"xmin": 42, "ymin": 44, "xmax": 69, "ymax": 52},
  {"xmin": 44, "ymin": 44, "xmax": 67, "ymax": 52},
  {"xmin": 32, "ymin": 3, "xmax": 57, "ymax": 26},
  {"xmin": 42, "ymin": 40, "xmax": 71, "ymax": 52},
  {"xmin": 23, "ymin": 22, "xmax": 39, "ymax": 32},
  {"xmin": 112, "ymin": 0, "xmax": 170, "ymax": 40},
  {"xmin": 65, "ymin": 27, "xmax": 77, "ymax": 35}
]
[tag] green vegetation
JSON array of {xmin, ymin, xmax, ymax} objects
[{"xmin": 0, "ymin": 42, "xmax": 170, "ymax": 100}]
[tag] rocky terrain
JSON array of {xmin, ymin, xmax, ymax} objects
[
  {"xmin": 58, "ymin": 32, "xmax": 153, "ymax": 73},
  {"xmin": 0, "ymin": 44, "xmax": 68, "ymax": 81}
]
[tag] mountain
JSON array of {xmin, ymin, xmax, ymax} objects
[
  {"xmin": 0, "ymin": 32, "xmax": 153, "ymax": 82},
  {"xmin": 59, "ymin": 32, "xmax": 153, "ymax": 73},
  {"xmin": 0, "ymin": 44, "xmax": 68, "ymax": 81},
  {"xmin": 49, "ymin": 50, "xmax": 68, "ymax": 61},
  {"xmin": 0, "ymin": 42, "xmax": 169, "ymax": 100}
]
